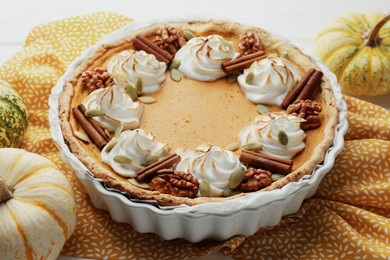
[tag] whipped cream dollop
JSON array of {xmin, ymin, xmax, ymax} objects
[
  {"xmin": 174, "ymin": 35, "xmax": 236, "ymax": 81},
  {"xmin": 83, "ymin": 85, "xmax": 144, "ymax": 132},
  {"xmin": 101, "ymin": 129, "xmax": 168, "ymax": 178},
  {"xmin": 237, "ymin": 56, "xmax": 302, "ymax": 105},
  {"xmin": 107, "ymin": 50, "xmax": 167, "ymax": 94},
  {"xmin": 239, "ymin": 113, "xmax": 306, "ymax": 159},
  {"xmin": 175, "ymin": 144, "xmax": 244, "ymax": 197}
]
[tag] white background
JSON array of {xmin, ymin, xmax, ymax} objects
[{"xmin": 0, "ymin": 1, "xmax": 388, "ymax": 259}]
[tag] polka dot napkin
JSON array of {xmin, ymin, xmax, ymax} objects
[{"xmin": 0, "ymin": 12, "xmax": 389, "ymax": 259}]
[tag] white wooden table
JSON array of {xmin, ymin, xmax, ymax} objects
[{"xmin": 0, "ymin": 1, "xmax": 388, "ymax": 259}]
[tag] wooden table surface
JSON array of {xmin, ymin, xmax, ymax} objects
[{"xmin": 0, "ymin": 1, "xmax": 388, "ymax": 259}]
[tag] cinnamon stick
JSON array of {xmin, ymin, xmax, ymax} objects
[
  {"xmin": 281, "ymin": 68, "xmax": 315, "ymax": 109},
  {"xmin": 222, "ymin": 51, "xmax": 266, "ymax": 75},
  {"xmin": 295, "ymin": 70, "xmax": 323, "ymax": 101},
  {"xmin": 136, "ymin": 154, "xmax": 181, "ymax": 182},
  {"xmin": 240, "ymin": 150, "xmax": 292, "ymax": 175},
  {"xmin": 242, "ymin": 150, "xmax": 293, "ymax": 166},
  {"xmin": 72, "ymin": 106, "xmax": 108, "ymax": 150},
  {"xmin": 133, "ymin": 35, "xmax": 173, "ymax": 64},
  {"xmin": 78, "ymin": 104, "xmax": 111, "ymax": 142}
]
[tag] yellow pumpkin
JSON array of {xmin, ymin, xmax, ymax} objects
[
  {"xmin": 0, "ymin": 148, "xmax": 76, "ymax": 260},
  {"xmin": 314, "ymin": 12, "xmax": 390, "ymax": 96}
]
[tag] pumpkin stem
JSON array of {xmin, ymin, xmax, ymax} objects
[
  {"xmin": 0, "ymin": 177, "xmax": 13, "ymax": 203},
  {"xmin": 365, "ymin": 13, "xmax": 390, "ymax": 47}
]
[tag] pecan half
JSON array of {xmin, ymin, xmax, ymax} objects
[
  {"xmin": 154, "ymin": 27, "xmax": 187, "ymax": 55},
  {"xmin": 287, "ymin": 99, "xmax": 322, "ymax": 130},
  {"xmin": 239, "ymin": 168, "xmax": 272, "ymax": 192},
  {"xmin": 238, "ymin": 31, "xmax": 264, "ymax": 56},
  {"xmin": 81, "ymin": 67, "xmax": 114, "ymax": 92},
  {"xmin": 150, "ymin": 169, "xmax": 199, "ymax": 198}
]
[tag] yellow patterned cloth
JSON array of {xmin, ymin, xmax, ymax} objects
[{"xmin": 0, "ymin": 12, "xmax": 389, "ymax": 259}]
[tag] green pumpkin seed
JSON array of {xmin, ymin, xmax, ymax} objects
[
  {"xmin": 290, "ymin": 117, "xmax": 307, "ymax": 123},
  {"xmin": 175, "ymin": 147, "xmax": 184, "ymax": 155},
  {"xmin": 222, "ymin": 188, "xmax": 241, "ymax": 197},
  {"xmin": 128, "ymin": 178, "xmax": 150, "ymax": 189},
  {"xmin": 245, "ymin": 72, "xmax": 254, "ymax": 84},
  {"xmin": 114, "ymin": 122, "xmax": 124, "ymax": 138},
  {"xmin": 278, "ymin": 130, "xmax": 288, "ymax": 146},
  {"xmin": 219, "ymin": 37, "xmax": 233, "ymax": 49},
  {"xmin": 104, "ymin": 139, "xmax": 118, "ymax": 153},
  {"xmin": 113, "ymin": 154, "xmax": 133, "ymax": 164},
  {"xmin": 225, "ymin": 142, "xmax": 239, "ymax": 151},
  {"xmin": 183, "ymin": 30, "xmax": 195, "ymax": 40},
  {"xmin": 135, "ymin": 78, "xmax": 143, "ymax": 94},
  {"xmin": 104, "ymin": 129, "xmax": 112, "ymax": 139},
  {"xmin": 242, "ymin": 141, "xmax": 263, "ymax": 151},
  {"xmin": 256, "ymin": 104, "xmax": 270, "ymax": 114},
  {"xmin": 148, "ymin": 59, "xmax": 161, "ymax": 70},
  {"xmin": 141, "ymin": 154, "xmax": 159, "ymax": 167},
  {"xmin": 227, "ymin": 73, "xmax": 239, "ymax": 83},
  {"xmin": 156, "ymin": 148, "xmax": 170, "ymax": 158},
  {"xmin": 229, "ymin": 167, "xmax": 245, "ymax": 189},
  {"xmin": 199, "ymin": 179, "xmax": 211, "ymax": 197},
  {"xmin": 124, "ymin": 82, "xmax": 138, "ymax": 101},
  {"xmin": 271, "ymin": 173, "xmax": 285, "ymax": 182},
  {"xmin": 85, "ymin": 108, "xmax": 105, "ymax": 117},
  {"xmin": 281, "ymin": 51, "xmax": 289, "ymax": 59},
  {"xmin": 170, "ymin": 69, "xmax": 182, "ymax": 82},
  {"xmin": 74, "ymin": 130, "xmax": 90, "ymax": 143},
  {"xmin": 169, "ymin": 59, "xmax": 181, "ymax": 70},
  {"xmin": 137, "ymin": 96, "xmax": 156, "ymax": 104}
]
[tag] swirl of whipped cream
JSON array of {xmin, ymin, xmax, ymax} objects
[
  {"xmin": 239, "ymin": 113, "xmax": 306, "ymax": 159},
  {"xmin": 237, "ymin": 56, "xmax": 302, "ymax": 105},
  {"xmin": 83, "ymin": 85, "xmax": 144, "ymax": 132},
  {"xmin": 174, "ymin": 35, "xmax": 236, "ymax": 81},
  {"xmin": 101, "ymin": 129, "xmax": 168, "ymax": 178},
  {"xmin": 107, "ymin": 50, "xmax": 167, "ymax": 94},
  {"xmin": 175, "ymin": 144, "xmax": 244, "ymax": 197}
]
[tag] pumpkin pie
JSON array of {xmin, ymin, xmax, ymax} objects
[{"xmin": 59, "ymin": 20, "xmax": 338, "ymax": 206}]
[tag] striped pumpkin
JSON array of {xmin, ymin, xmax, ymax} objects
[
  {"xmin": 0, "ymin": 80, "xmax": 28, "ymax": 147},
  {"xmin": 0, "ymin": 148, "xmax": 76, "ymax": 260},
  {"xmin": 315, "ymin": 12, "xmax": 390, "ymax": 96}
]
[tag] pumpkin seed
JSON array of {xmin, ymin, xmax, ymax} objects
[
  {"xmin": 219, "ymin": 37, "xmax": 233, "ymax": 49},
  {"xmin": 222, "ymin": 188, "xmax": 241, "ymax": 197},
  {"xmin": 128, "ymin": 178, "xmax": 150, "ymax": 189},
  {"xmin": 135, "ymin": 77, "xmax": 143, "ymax": 94},
  {"xmin": 170, "ymin": 69, "xmax": 182, "ymax": 82},
  {"xmin": 169, "ymin": 59, "xmax": 181, "ymax": 70},
  {"xmin": 242, "ymin": 141, "xmax": 263, "ymax": 151},
  {"xmin": 141, "ymin": 154, "xmax": 158, "ymax": 167},
  {"xmin": 278, "ymin": 130, "xmax": 288, "ymax": 146},
  {"xmin": 175, "ymin": 147, "xmax": 184, "ymax": 155},
  {"xmin": 124, "ymin": 83, "xmax": 138, "ymax": 101},
  {"xmin": 137, "ymin": 96, "xmax": 156, "ymax": 104},
  {"xmin": 104, "ymin": 139, "xmax": 118, "ymax": 153},
  {"xmin": 156, "ymin": 148, "xmax": 170, "ymax": 158},
  {"xmin": 256, "ymin": 104, "xmax": 270, "ymax": 114},
  {"xmin": 227, "ymin": 73, "xmax": 239, "ymax": 83},
  {"xmin": 290, "ymin": 117, "xmax": 307, "ymax": 123},
  {"xmin": 225, "ymin": 142, "xmax": 239, "ymax": 151},
  {"xmin": 271, "ymin": 173, "xmax": 285, "ymax": 182},
  {"xmin": 85, "ymin": 108, "xmax": 105, "ymax": 117},
  {"xmin": 229, "ymin": 167, "xmax": 245, "ymax": 189},
  {"xmin": 148, "ymin": 59, "xmax": 161, "ymax": 70},
  {"xmin": 199, "ymin": 179, "xmax": 211, "ymax": 197},
  {"xmin": 113, "ymin": 72, "xmax": 128, "ymax": 85},
  {"xmin": 281, "ymin": 51, "xmax": 289, "ymax": 59},
  {"xmin": 74, "ymin": 130, "xmax": 90, "ymax": 143},
  {"xmin": 114, "ymin": 122, "xmax": 124, "ymax": 138},
  {"xmin": 104, "ymin": 129, "xmax": 112, "ymax": 139},
  {"xmin": 113, "ymin": 154, "xmax": 133, "ymax": 164},
  {"xmin": 245, "ymin": 72, "xmax": 254, "ymax": 84},
  {"xmin": 183, "ymin": 30, "xmax": 195, "ymax": 40}
]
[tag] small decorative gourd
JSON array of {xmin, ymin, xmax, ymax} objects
[
  {"xmin": 315, "ymin": 12, "xmax": 390, "ymax": 96},
  {"xmin": 0, "ymin": 148, "xmax": 76, "ymax": 259}
]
